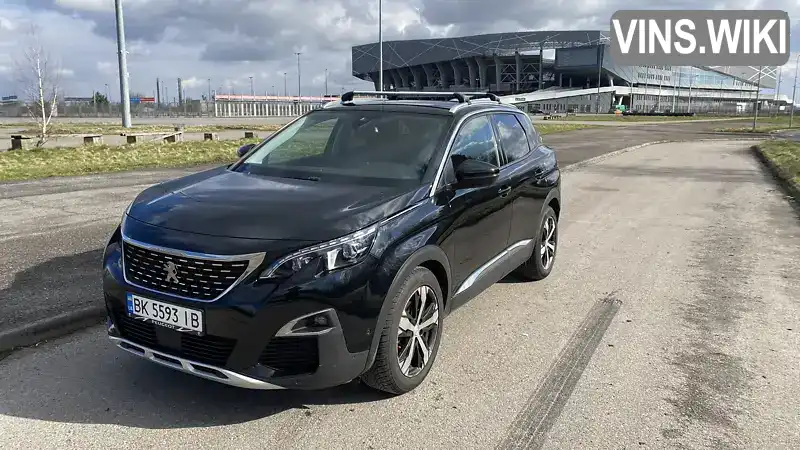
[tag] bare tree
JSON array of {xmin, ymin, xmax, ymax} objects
[{"xmin": 14, "ymin": 25, "xmax": 61, "ymax": 147}]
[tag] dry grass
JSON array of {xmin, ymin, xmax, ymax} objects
[
  {"xmin": 0, "ymin": 138, "xmax": 260, "ymax": 182},
  {"xmin": 714, "ymin": 116, "xmax": 799, "ymax": 133},
  {"xmin": 535, "ymin": 123, "xmax": 597, "ymax": 134},
  {"xmin": 759, "ymin": 140, "xmax": 800, "ymax": 186},
  {"xmin": 558, "ymin": 114, "xmax": 726, "ymax": 122}
]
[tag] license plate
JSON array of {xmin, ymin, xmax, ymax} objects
[{"xmin": 126, "ymin": 293, "xmax": 204, "ymax": 333}]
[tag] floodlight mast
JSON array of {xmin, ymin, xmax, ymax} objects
[{"xmin": 378, "ymin": 0, "xmax": 383, "ymax": 93}]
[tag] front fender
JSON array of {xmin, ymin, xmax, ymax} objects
[{"xmin": 362, "ymin": 233, "xmax": 451, "ymax": 373}]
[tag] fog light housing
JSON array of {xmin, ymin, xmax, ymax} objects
[{"xmin": 276, "ymin": 309, "xmax": 337, "ymax": 336}]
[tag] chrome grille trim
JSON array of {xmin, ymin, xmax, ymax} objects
[{"xmin": 120, "ymin": 233, "xmax": 266, "ymax": 303}]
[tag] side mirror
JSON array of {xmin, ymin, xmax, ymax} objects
[
  {"xmin": 237, "ymin": 143, "xmax": 255, "ymax": 158},
  {"xmin": 453, "ymin": 158, "xmax": 500, "ymax": 189}
]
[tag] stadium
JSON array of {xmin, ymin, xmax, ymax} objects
[{"xmin": 351, "ymin": 30, "xmax": 781, "ymax": 115}]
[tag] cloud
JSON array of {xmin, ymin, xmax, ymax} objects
[{"xmin": 1, "ymin": 0, "xmax": 798, "ymax": 100}]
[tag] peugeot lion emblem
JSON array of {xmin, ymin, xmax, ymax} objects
[{"xmin": 164, "ymin": 261, "xmax": 180, "ymax": 283}]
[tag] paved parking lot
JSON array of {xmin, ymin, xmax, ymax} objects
[{"xmin": 1, "ymin": 138, "xmax": 797, "ymax": 449}]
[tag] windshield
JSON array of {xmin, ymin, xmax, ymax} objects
[{"xmin": 235, "ymin": 109, "xmax": 451, "ymax": 186}]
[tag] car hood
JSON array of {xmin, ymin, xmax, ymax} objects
[{"xmin": 127, "ymin": 166, "xmax": 427, "ymax": 241}]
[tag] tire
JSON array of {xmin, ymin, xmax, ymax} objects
[
  {"xmin": 515, "ymin": 206, "xmax": 558, "ymax": 281},
  {"xmin": 361, "ymin": 266, "xmax": 444, "ymax": 395}
]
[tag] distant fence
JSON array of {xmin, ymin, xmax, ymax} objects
[{"xmin": 0, "ymin": 99, "xmax": 326, "ymax": 119}]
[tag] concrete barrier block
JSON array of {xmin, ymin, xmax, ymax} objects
[
  {"xmin": 164, "ymin": 131, "xmax": 183, "ymax": 142},
  {"xmin": 83, "ymin": 135, "xmax": 103, "ymax": 145},
  {"xmin": 10, "ymin": 135, "xmax": 31, "ymax": 150},
  {"xmin": 163, "ymin": 132, "xmax": 184, "ymax": 143}
]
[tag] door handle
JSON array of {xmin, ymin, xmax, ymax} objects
[{"xmin": 498, "ymin": 186, "xmax": 511, "ymax": 197}]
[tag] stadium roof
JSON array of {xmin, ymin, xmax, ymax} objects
[{"xmin": 352, "ymin": 30, "xmax": 611, "ymax": 76}]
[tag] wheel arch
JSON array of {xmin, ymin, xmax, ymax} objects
[
  {"xmin": 362, "ymin": 244, "xmax": 451, "ymax": 373},
  {"xmin": 543, "ymin": 186, "xmax": 561, "ymax": 219}
]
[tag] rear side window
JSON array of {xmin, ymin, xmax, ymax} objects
[
  {"xmin": 450, "ymin": 115, "xmax": 500, "ymax": 167},
  {"xmin": 516, "ymin": 113, "xmax": 541, "ymax": 146},
  {"xmin": 492, "ymin": 113, "xmax": 531, "ymax": 164}
]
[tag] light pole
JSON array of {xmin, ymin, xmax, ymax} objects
[
  {"xmin": 284, "ymin": 72, "xmax": 287, "ymax": 97},
  {"xmin": 325, "ymin": 68, "xmax": 328, "ymax": 96},
  {"xmin": 113, "ymin": 0, "xmax": 132, "ymax": 127},
  {"xmin": 378, "ymin": 0, "xmax": 383, "ymax": 92},
  {"xmin": 249, "ymin": 76, "xmax": 254, "ymax": 96},
  {"xmin": 295, "ymin": 52, "xmax": 302, "ymax": 102},
  {"xmin": 790, "ymin": 55, "xmax": 799, "ymax": 128},
  {"xmin": 594, "ymin": 44, "xmax": 602, "ymax": 113},
  {"xmin": 752, "ymin": 66, "xmax": 763, "ymax": 131},
  {"xmin": 775, "ymin": 67, "xmax": 782, "ymax": 117},
  {"xmin": 207, "ymin": 78, "xmax": 211, "ymax": 101}
]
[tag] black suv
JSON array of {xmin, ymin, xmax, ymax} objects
[{"xmin": 102, "ymin": 91, "xmax": 561, "ymax": 395}]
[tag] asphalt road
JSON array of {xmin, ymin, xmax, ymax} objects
[
  {"xmin": 0, "ymin": 120, "xmax": 762, "ymax": 344},
  {"xmin": 1, "ymin": 139, "xmax": 798, "ymax": 449}
]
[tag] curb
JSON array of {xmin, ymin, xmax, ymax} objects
[
  {"xmin": 750, "ymin": 144, "xmax": 800, "ymax": 207},
  {"xmin": 561, "ymin": 137, "xmax": 770, "ymax": 173},
  {"xmin": 0, "ymin": 306, "xmax": 106, "ymax": 353}
]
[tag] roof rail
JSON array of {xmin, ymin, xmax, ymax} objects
[
  {"xmin": 340, "ymin": 90, "xmax": 469, "ymax": 103},
  {"xmin": 465, "ymin": 92, "xmax": 500, "ymax": 102}
]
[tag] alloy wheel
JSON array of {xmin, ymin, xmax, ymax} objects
[
  {"xmin": 540, "ymin": 216, "xmax": 557, "ymax": 270},
  {"xmin": 397, "ymin": 285, "xmax": 440, "ymax": 378}
]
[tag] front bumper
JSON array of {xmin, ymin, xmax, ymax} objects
[
  {"xmin": 102, "ymin": 222, "xmax": 379, "ymax": 391},
  {"xmin": 109, "ymin": 336, "xmax": 285, "ymax": 390},
  {"xmin": 105, "ymin": 303, "xmax": 370, "ymax": 390}
]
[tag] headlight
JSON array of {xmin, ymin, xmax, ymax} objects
[{"xmin": 260, "ymin": 224, "xmax": 378, "ymax": 279}]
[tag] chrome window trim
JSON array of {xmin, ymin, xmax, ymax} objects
[
  {"xmin": 429, "ymin": 107, "xmax": 511, "ymax": 197},
  {"xmin": 120, "ymin": 231, "xmax": 266, "ymax": 303},
  {"xmin": 110, "ymin": 336, "xmax": 285, "ymax": 390}
]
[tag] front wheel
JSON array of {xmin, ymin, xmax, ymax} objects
[
  {"xmin": 361, "ymin": 266, "xmax": 444, "ymax": 395},
  {"xmin": 515, "ymin": 206, "xmax": 558, "ymax": 281}
]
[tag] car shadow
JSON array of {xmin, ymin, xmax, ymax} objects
[
  {"xmin": 0, "ymin": 248, "xmax": 106, "ymax": 333},
  {"xmin": 0, "ymin": 327, "xmax": 391, "ymax": 429},
  {"xmin": 498, "ymin": 273, "xmax": 527, "ymax": 284}
]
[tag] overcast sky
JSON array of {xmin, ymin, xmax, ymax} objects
[{"xmin": 1, "ymin": 0, "xmax": 798, "ymax": 101}]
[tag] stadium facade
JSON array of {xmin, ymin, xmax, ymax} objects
[{"xmin": 351, "ymin": 31, "xmax": 783, "ymax": 114}]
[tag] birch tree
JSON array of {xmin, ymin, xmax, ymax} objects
[{"xmin": 15, "ymin": 26, "xmax": 60, "ymax": 147}]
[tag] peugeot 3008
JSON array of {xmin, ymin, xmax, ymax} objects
[{"xmin": 102, "ymin": 91, "xmax": 561, "ymax": 395}]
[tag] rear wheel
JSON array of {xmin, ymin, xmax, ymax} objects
[
  {"xmin": 361, "ymin": 266, "xmax": 444, "ymax": 395},
  {"xmin": 515, "ymin": 206, "xmax": 558, "ymax": 281}
]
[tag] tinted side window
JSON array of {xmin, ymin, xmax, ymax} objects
[
  {"xmin": 451, "ymin": 115, "xmax": 499, "ymax": 167},
  {"xmin": 516, "ymin": 113, "xmax": 541, "ymax": 146},
  {"xmin": 492, "ymin": 114, "xmax": 531, "ymax": 164}
]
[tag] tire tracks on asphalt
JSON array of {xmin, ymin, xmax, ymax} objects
[{"xmin": 496, "ymin": 293, "xmax": 623, "ymax": 450}]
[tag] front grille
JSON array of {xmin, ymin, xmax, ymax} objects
[
  {"xmin": 259, "ymin": 336, "xmax": 320, "ymax": 377},
  {"xmin": 116, "ymin": 314, "xmax": 236, "ymax": 366},
  {"xmin": 180, "ymin": 333, "xmax": 237, "ymax": 366},
  {"xmin": 122, "ymin": 241, "xmax": 250, "ymax": 301},
  {"xmin": 116, "ymin": 313, "xmax": 158, "ymax": 347}
]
